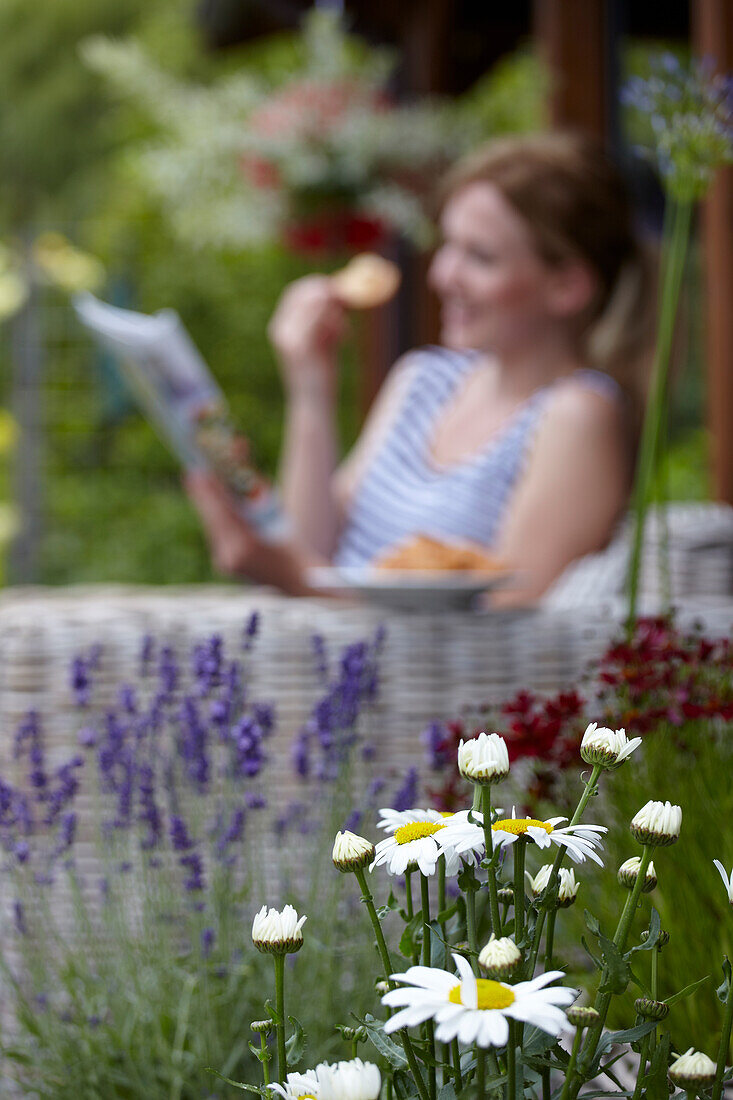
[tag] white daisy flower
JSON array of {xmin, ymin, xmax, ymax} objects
[
  {"xmin": 580, "ymin": 723, "xmax": 642, "ymax": 768},
  {"xmin": 252, "ymin": 904, "xmax": 306, "ymax": 954},
  {"xmin": 382, "ymin": 951, "xmax": 576, "ymax": 1048},
  {"xmin": 458, "ymin": 732, "xmax": 510, "ymax": 785},
  {"xmin": 668, "ymin": 1048, "xmax": 717, "ymax": 1088},
  {"xmin": 332, "ymin": 830, "xmax": 375, "ymax": 873},
  {"xmin": 373, "ymin": 808, "xmax": 460, "ymax": 876},
  {"xmin": 269, "ymin": 1070, "xmax": 320, "ymax": 1100},
  {"xmin": 437, "ymin": 808, "xmax": 606, "ymax": 866},
  {"xmin": 713, "ymin": 859, "xmax": 733, "ymax": 904},
  {"xmin": 630, "ymin": 800, "xmax": 682, "ymax": 847},
  {"xmin": 315, "ymin": 1059, "xmax": 381, "ymax": 1100}
]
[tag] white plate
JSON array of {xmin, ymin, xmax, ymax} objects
[{"xmin": 306, "ymin": 567, "xmax": 512, "ymax": 612}]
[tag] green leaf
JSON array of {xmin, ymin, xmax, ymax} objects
[
  {"xmin": 436, "ymin": 903, "xmax": 458, "ymax": 924},
  {"xmin": 392, "ymin": 1068, "xmax": 420, "ymax": 1100},
  {"xmin": 399, "ymin": 914, "xmax": 423, "ymax": 959},
  {"xmin": 665, "ymin": 974, "xmax": 709, "ymax": 1007},
  {"xmin": 247, "ymin": 1041, "xmax": 272, "ymax": 1065},
  {"xmin": 429, "ymin": 921, "xmax": 448, "ymax": 970},
  {"xmin": 437, "ymin": 1082, "xmax": 456, "ymax": 1100},
  {"xmin": 629, "ymin": 908, "xmax": 661, "ymax": 954},
  {"xmin": 377, "ymin": 889, "xmax": 401, "ymax": 920},
  {"xmin": 206, "ymin": 1069, "xmax": 268, "ymax": 1094},
  {"xmin": 597, "ymin": 936, "xmax": 631, "ymax": 995},
  {"xmin": 360, "ymin": 1016, "xmax": 408, "ymax": 1069},
  {"xmin": 586, "ymin": 1022, "xmax": 658, "ymax": 1077},
  {"xmin": 717, "ymin": 956, "xmax": 732, "ymax": 1005},
  {"xmin": 285, "ymin": 1015, "xmax": 306, "ymax": 1066},
  {"xmin": 581, "ymin": 935, "xmax": 603, "ymax": 971},
  {"xmin": 265, "ymin": 998, "xmax": 281, "ymax": 1026},
  {"xmin": 584, "ymin": 909, "xmax": 602, "ymax": 936},
  {"xmin": 644, "ymin": 1032, "xmax": 672, "ymax": 1100},
  {"xmin": 457, "ymin": 864, "xmax": 479, "ymax": 893}
]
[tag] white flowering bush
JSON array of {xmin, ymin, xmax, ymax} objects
[
  {"xmin": 80, "ymin": 11, "xmax": 477, "ymax": 254},
  {"xmin": 230, "ymin": 727, "xmax": 733, "ymax": 1100}
]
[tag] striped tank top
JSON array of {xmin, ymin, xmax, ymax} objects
[{"xmin": 333, "ymin": 346, "xmax": 620, "ymax": 569}]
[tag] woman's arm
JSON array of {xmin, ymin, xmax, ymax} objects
[
  {"xmin": 491, "ymin": 382, "xmax": 631, "ymax": 606},
  {"xmin": 269, "ymin": 276, "xmax": 347, "ymax": 557}
]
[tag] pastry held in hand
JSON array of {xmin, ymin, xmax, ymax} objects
[{"xmin": 331, "ymin": 253, "xmax": 401, "ymax": 309}]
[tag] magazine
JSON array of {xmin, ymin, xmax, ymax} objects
[{"xmin": 73, "ymin": 292, "xmax": 287, "ymax": 540}]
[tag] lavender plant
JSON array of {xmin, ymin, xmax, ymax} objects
[
  {"xmin": 0, "ymin": 616, "xmax": 390, "ymax": 1098},
  {"xmin": 231, "ymin": 728, "xmax": 733, "ymax": 1100}
]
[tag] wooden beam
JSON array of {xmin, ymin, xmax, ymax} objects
[
  {"xmin": 692, "ymin": 0, "xmax": 733, "ymax": 504},
  {"xmin": 533, "ymin": 0, "xmax": 608, "ymax": 135}
]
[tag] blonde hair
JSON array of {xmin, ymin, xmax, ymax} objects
[{"xmin": 440, "ymin": 132, "xmax": 657, "ymax": 441}]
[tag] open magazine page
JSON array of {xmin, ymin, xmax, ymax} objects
[{"xmin": 73, "ymin": 292, "xmax": 287, "ymax": 540}]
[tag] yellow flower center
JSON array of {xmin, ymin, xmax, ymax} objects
[
  {"xmin": 492, "ymin": 818, "xmax": 553, "ymax": 836},
  {"xmin": 394, "ymin": 821, "xmax": 445, "ymax": 844},
  {"xmin": 448, "ymin": 980, "xmax": 516, "ymax": 1010}
]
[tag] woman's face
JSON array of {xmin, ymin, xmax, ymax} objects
[{"xmin": 428, "ymin": 181, "xmax": 566, "ymax": 353}]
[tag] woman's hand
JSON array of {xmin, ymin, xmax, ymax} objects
[
  {"xmin": 267, "ymin": 275, "xmax": 347, "ymax": 396},
  {"xmin": 185, "ymin": 471, "xmax": 258, "ymax": 577},
  {"xmin": 184, "ymin": 470, "xmax": 315, "ymax": 595}
]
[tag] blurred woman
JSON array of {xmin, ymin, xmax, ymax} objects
[{"xmin": 187, "ymin": 132, "xmax": 656, "ymax": 604}]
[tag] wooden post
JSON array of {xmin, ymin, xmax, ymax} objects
[
  {"xmin": 533, "ymin": 0, "xmax": 609, "ymax": 136},
  {"xmin": 693, "ymin": 0, "xmax": 733, "ymax": 504}
]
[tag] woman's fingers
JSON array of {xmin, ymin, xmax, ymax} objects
[{"xmin": 184, "ymin": 471, "xmax": 255, "ymax": 575}]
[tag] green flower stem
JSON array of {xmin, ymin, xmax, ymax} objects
[
  {"xmin": 353, "ymin": 866, "xmax": 430, "ymax": 1100},
  {"xmin": 513, "ymin": 840, "xmax": 526, "ymax": 943},
  {"xmin": 438, "ymin": 856, "xmax": 447, "ymax": 942},
  {"xmin": 542, "ymin": 1068, "xmax": 551, "ymax": 1100},
  {"xmin": 650, "ymin": 943, "xmax": 660, "ymax": 1055},
  {"xmin": 259, "ymin": 1033, "xmax": 271, "ymax": 1087},
  {"xmin": 712, "ymin": 979, "xmax": 733, "ymax": 1100},
  {"xmin": 507, "ymin": 1021, "xmax": 518, "ymax": 1100},
  {"xmin": 420, "ymin": 874, "xmax": 437, "ymax": 1100},
  {"xmin": 476, "ymin": 1046, "xmax": 486, "ymax": 1100},
  {"xmin": 273, "ymin": 953, "xmax": 287, "ymax": 1083},
  {"xmin": 481, "ymin": 785, "xmax": 502, "ymax": 935},
  {"xmin": 526, "ymin": 764, "xmax": 603, "ymax": 975},
  {"xmin": 558, "ymin": 1026, "xmax": 584, "ymax": 1100},
  {"xmin": 466, "ymin": 887, "xmax": 479, "ymax": 975},
  {"xmin": 626, "ymin": 196, "xmax": 693, "ymax": 631},
  {"xmin": 405, "ymin": 870, "xmax": 419, "ymax": 964},
  {"xmin": 573, "ymin": 846, "xmax": 656, "ymax": 1092},
  {"xmin": 451, "ymin": 1039, "xmax": 463, "ymax": 1090},
  {"xmin": 630, "ymin": 1033, "xmax": 650, "ymax": 1100},
  {"xmin": 544, "ymin": 910, "xmax": 557, "ymax": 970},
  {"xmin": 354, "ymin": 866, "xmax": 395, "ymax": 980}
]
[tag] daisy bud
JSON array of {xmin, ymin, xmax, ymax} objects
[
  {"xmin": 617, "ymin": 856, "xmax": 657, "ymax": 892},
  {"xmin": 580, "ymin": 723, "xmax": 642, "ymax": 768},
  {"xmin": 525, "ymin": 865, "xmax": 579, "ymax": 908},
  {"xmin": 566, "ymin": 1005, "xmax": 600, "ymax": 1027},
  {"xmin": 668, "ymin": 1049, "xmax": 717, "ymax": 1090},
  {"xmin": 457, "ymin": 732, "xmax": 509, "ymax": 785},
  {"xmin": 497, "ymin": 887, "xmax": 514, "ymax": 904},
  {"xmin": 635, "ymin": 997, "xmax": 669, "ymax": 1021},
  {"xmin": 375, "ymin": 980, "xmax": 390, "ymax": 996},
  {"xmin": 250, "ymin": 1019, "xmax": 274, "ymax": 1035},
  {"xmin": 332, "ymin": 830, "xmax": 375, "ymax": 873},
  {"xmin": 477, "ymin": 935, "xmax": 521, "ymax": 980},
  {"xmin": 252, "ymin": 904, "xmax": 306, "ymax": 955},
  {"xmin": 641, "ymin": 929, "xmax": 670, "ymax": 948},
  {"xmin": 630, "ymin": 800, "xmax": 681, "ymax": 847}
]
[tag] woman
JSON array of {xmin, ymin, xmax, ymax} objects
[{"xmin": 187, "ymin": 132, "xmax": 655, "ymax": 604}]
